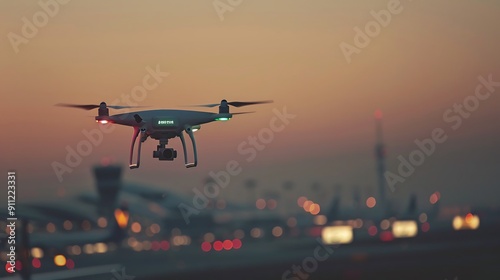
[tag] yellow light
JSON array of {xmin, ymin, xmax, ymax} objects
[
  {"xmin": 250, "ymin": 228, "xmax": 263, "ymax": 238},
  {"xmin": 83, "ymin": 244, "xmax": 94, "ymax": 254},
  {"xmin": 81, "ymin": 220, "xmax": 91, "ymax": 231},
  {"xmin": 114, "ymin": 209, "xmax": 129, "ymax": 229},
  {"xmin": 172, "ymin": 235, "xmax": 191, "ymax": 246},
  {"xmin": 310, "ymin": 204, "xmax": 321, "ymax": 215},
  {"xmin": 70, "ymin": 245, "xmax": 81, "ymax": 256},
  {"xmin": 46, "ymin": 223, "xmax": 56, "ymax": 233},
  {"xmin": 272, "ymin": 226, "xmax": 283, "ymax": 237},
  {"xmin": 354, "ymin": 219, "xmax": 363, "ymax": 228},
  {"xmin": 54, "ymin": 255, "xmax": 66, "ymax": 267},
  {"xmin": 143, "ymin": 241, "xmax": 152, "ymax": 250},
  {"xmin": 131, "ymin": 222, "xmax": 141, "ymax": 233},
  {"xmin": 127, "ymin": 237, "xmax": 138, "ymax": 248},
  {"xmin": 419, "ymin": 213, "xmax": 428, "ymax": 223},
  {"xmin": 303, "ymin": 200, "xmax": 313, "ymax": 212},
  {"xmin": 31, "ymin": 247, "xmax": 43, "ymax": 259},
  {"xmin": 204, "ymin": 232, "xmax": 215, "ymax": 242},
  {"xmin": 132, "ymin": 242, "xmax": 143, "ymax": 252},
  {"xmin": 97, "ymin": 217, "xmax": 107, "ymax": 228},
  {"xmin": 452, "ymin": 216, "xmax": 463, "ymax": 230},
  {"xmin": 453, "ymin": 214, "xmax": 480, "ymax": 230},
  {"xmin": 150, "ymin": 223, "xmax": 160, "ymax": 234},
  {"xmin": 63, "ymin": 220, "xmax": 73, "ymax": 231},
  {"xmin": 287, "ymin": 217, "xmax": 297, "ymax": 228},
  {"xmin": 313, "ymin": 215, "xmax": 327, "ymax": 226},
  {"xmin": 321, "ymin": 226, "xmax": 353, "ymax": 245},
  {"xmin": 467, "ymin": 215, "xmax": 480, "ymax": 230},
  {"xmin": 94, "ymin": 242, "xmax": 108, "ymax": 254},
  {"xmin": 380, "ymin": 219, "xmax": 390, "ymax": 230},
  {"xmin": 234, "ymin": 229, "xmax": 245, "ymax": 239},
  {"xmin": 392, "ymin": 221, "xmax": 418, "ymax": 238},
  {"xmin": 297, "ymin": 196, "xmax": 308, "ymax": 207},
  {"xmin": 256, "ymin": 198, "xmax": 266, "ymax": 210}
]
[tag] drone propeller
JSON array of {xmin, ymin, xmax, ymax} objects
[
  {"xmin": 190, "ymin": 100, "xmax": 273, "ymax": 108},
  {"xmin": 231, "ymin": 111, "xmax": 255, "ymax": 115},
  {"xmin": 56, "ymin": 103, "xmax": 144, "ymax": 110}
]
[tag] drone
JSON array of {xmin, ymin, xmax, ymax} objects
[{"xmin": 57, "ymin": 100, "xmax": 272, "ymax": 169}]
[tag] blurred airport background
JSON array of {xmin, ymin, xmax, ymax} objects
[{"xmin": 2, "ymin": 128, "xmax": 500, "ymax": 279}]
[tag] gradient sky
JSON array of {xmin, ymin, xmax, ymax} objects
[{"xmin": 1, "ymin": 0, "xmax": 499, "ymax": 209}]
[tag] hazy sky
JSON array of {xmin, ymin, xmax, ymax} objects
[{"xmin": 1, "ymin": 0, "xmax": 499, "ymax": 209}]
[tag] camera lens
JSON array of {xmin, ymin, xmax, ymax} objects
[{"xmin": 162, "ymin": 148, "xmax": 174, "ymax": 159}]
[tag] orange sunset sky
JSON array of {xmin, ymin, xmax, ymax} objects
[{"xmin": 1, "ymin": 0, "xmax": 499, "ymax": 208}]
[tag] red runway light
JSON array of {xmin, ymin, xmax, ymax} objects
[
  {"xmin": 66, "ymin": 259, "xmax": 75, "ymax": 270},
  {"xmin": 421, "ymin": 222, "xmax": 430, "ymax": 232},
  {"xmin": 232, "ymin": 239, "xmax": 242, "ymax": 249},
  {"xmin": 465, "ymin": 213, "xmax": 473, "ymax": 223},
  {"xmin": 16, "ymin": 261, "xmax": 22, "ymax": 271},
  {"xmin": 201, "ymin": 241, "xmax": 211, "ymax": 252},
  {"xmin": 160, "ymin": 240, "xmax": 170, "ymax": 251},
  {"xmin": 32, "ymin": 258, "xmax": 41, "ymax": 269},
  {"xmin": 152, "ymin": 241, "xmax": 160, "ymax": 251},
  {"xmin": 213, "ymin": 241, "xmax": 223, "ymax": 251},
  {"xmin": 223, "ymin": 240, "xmax": 233, "ymax": 250},
  {"xmin": 380, "ymin": 231, "xmax": 394, "ymax": 242}
]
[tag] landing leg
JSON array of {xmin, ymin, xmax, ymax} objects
[
  {"xmin": 129, "ymin": 127, "xmax": 146, "ymax": 169},
  {"xmin": 179, "ymin": 125, "xmax": 198, "ymax": 168}
]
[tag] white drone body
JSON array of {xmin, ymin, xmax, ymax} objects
[{"xmin": 58, "ymin": 99, "xmax": 271, "ymax": 169}]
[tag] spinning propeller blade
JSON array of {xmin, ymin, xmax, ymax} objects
[
  {"xmin": 189, "ymin": 100, "xmax": 273, "ymax": 108},
  {"xmin": 226, "ymin": 100, "xmax": 273, "ymax": 107},
  {"xmin": 231, "ymin": 111, "xmax": 255, "ymax": 115},
  {"xmin": 55, "ymin": 103, "xmax": 145, "ymax": 110}
]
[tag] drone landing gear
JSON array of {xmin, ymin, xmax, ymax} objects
[
  {"xmin": 129, "ymin": 126, "xmax": 198, "ymax": 169},
  {"xmin": 129, "ymin": 127, "xmax": 147, "ymax": 169},
  {"xmin": 179, "ymin": 125, "xmax": 198, "ymax": 168}
]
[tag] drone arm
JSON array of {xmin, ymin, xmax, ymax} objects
[
  {"xmin": 129, "ymin": 127, "xmax": 145, "ymax": 169},
  {"xmin": 179, "ymin": 126, "xmax": 198, "ymax": 168}
]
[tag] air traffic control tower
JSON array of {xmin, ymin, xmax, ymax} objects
[{"xmin": 93, "ymin": 163, "xmax": 123, "ymax": 215}]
